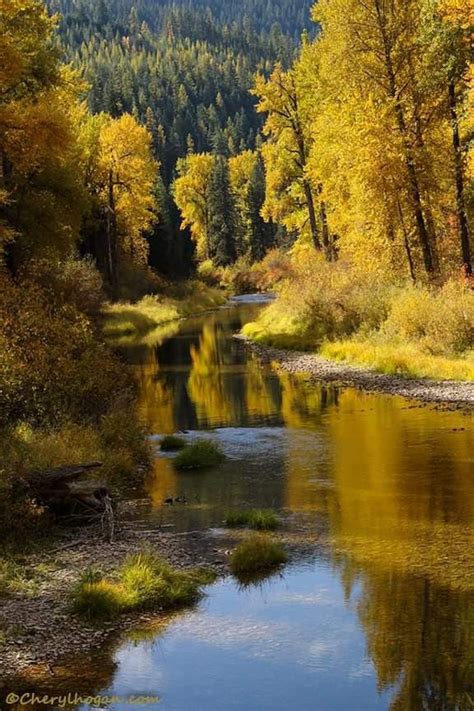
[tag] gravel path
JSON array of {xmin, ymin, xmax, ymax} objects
[{"xmin": 238, "ymin": 337, "xmax": 474, "ymax": 411}]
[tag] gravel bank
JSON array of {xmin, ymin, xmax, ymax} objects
[
  {"xmin": 238, "ymin": 337, "xmax": 474, "ymax": 411},
  {"xmin": 0, "ymin": 508, "xmax": 320, "ymax": 681},
  {"xmin": 0, "ymin": 523, "xmax": 227, "ymax": 681}
]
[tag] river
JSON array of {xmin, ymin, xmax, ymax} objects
[{"xmin": 22, "ymin": 297, "xmax": 474, "ymax": 709}]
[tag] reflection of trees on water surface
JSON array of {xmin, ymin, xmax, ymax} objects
[
  {"xmin": 281, "ymin": 382, "xmax": 474, "ymax": 711},
  {"xmin": 130, "ymin": 306, "xmax": 474, "ymax": 710}
]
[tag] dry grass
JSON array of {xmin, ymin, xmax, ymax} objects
[
  {"xmin": 103, "ymin": 283, "xmax": 226, "ymax": 339},
  {"xmin": 322, "ymin": 341, "xmax": 474, "ymax": 381},
  {"xmin": 243, "ymin": 249, "xmax": 474, "ymax": 381}
]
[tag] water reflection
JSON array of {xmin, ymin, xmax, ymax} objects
[
  {"xmin": 7, "ymin": 300, "xmax": 473, "ymax": 710},
  {"xmin": 132, "ymin": 301, "xmax": 473, "ymax": 710}
]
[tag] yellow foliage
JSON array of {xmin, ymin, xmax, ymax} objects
[
  {"xmin": 97, "ymin": 114, "xmax": 159, "ymax": 264},
  {"xmin": 173, "ymin": 153, "xmax": 216, "ymax": 259}
]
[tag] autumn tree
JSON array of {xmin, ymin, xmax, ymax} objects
[
  {"xmin": 253, "ymin": 63, "xmax": 322, "ymax": 252},
  {"xmin": 304, "ymin": 0, "xmax": 474, "ymax": 277},
  {"xmin": 81, "ymin": 113, "xmax": 158, "ymax": 288},
  {"xmin": 173, "ymin": 153, "xmax": 215, "ymax": 260},
  {"xmin": 0, "ymin": 0, "xmax": 86, "ymax": 266},
  {"xmin": 435, "ymin": 0, "xmax": 473, "ymax": 274}
]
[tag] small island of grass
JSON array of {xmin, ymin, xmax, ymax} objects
[
  {"xmin": 225, "ymin": 509, "xmax": 279, "ymax": 531},
  {"xmin": 229, "ymin": 535, "xmax": 288, "ymax": 577},
  {"xmin": 71, "ymin": 550, "xmax": 217, "ymax": 621},
  {"xmin": 174, "ymin": 440, "xmax": 225, "ymax": 470}
]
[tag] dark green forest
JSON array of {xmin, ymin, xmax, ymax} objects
[{"xmin": 47, "ymin": 0, "xmax": 312, "ymax": 273}]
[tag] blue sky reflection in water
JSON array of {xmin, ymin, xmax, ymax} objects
[{"xmin": 94, "ymin": 564, "xmax": 390, "ymax": 711}]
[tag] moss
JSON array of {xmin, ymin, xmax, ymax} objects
[
  {"xmin": 71, "ymin": 551, "xmax": 213, "ymax": 621},
  {"xmin": 229, "ymin": 535, "xmax": 288, "ymax": 577},
  {"xmin": 225, "ymin": 509, "xmax": 279, "ymax": 531},
  {"xmin": 174, "ymin": 440, "xmax": 225, "ymax": 470},
  {"xmin": 160, "ymin": 435, "xmax": 187, "ymax": 451}
]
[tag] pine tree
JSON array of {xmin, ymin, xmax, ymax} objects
[
  {"xmin": 208, "ymin": 156, "xmax": 238, "ymax": 266},
  {"xmin": 246, "ymin": 153, "xmax": 275, "ymax": 261}
]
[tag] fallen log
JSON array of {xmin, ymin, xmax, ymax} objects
[{"xmin": 24, "ymin": 462, "xmax": 107, "ymax": 520}]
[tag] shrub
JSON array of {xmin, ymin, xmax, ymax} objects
[
  {"xmin": 243, "ymin": 249, "xmax": 391, "ymax": 350},
  {"xmin": 0, "ymin": 271, "xmax": 134, "ymax": 428},
  {"xmin": 24, "ymin": 257, "xmax": 105, "ymax": 323},
  {"xmin": 229, "ymin": 535, "xmax": 287, "ymax": 576},
  {"xmin": 99, "ymin": 410, "xmax": 151, "ymax": 466},
  {"xmin": 174, "ymin": 440, "xmax": 225, "ymax": 470},
  {"xmin": 160, "ymin": 435, "xmax": 187, "ymax": 451},
  {"xmin": 116, "ymin": 262, "xmax": 168, "ymax": 302},
  {"xmin": 225, "ymin": 509, "xmax": 279, "ymax": 531},
  {"xmin": 382, "ymin": 280, "xmax": 474, "ymax": 356},
  {"xmin": 197, "ymin": 260, "xmax": 222, "ymax": 288},
  {"xmin": 250, "ymin": 249, "xmax": 293, "ymax": 292}
]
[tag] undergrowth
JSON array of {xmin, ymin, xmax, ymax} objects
[{"xmin": 242, "ymin": 248, "xmax": 474, "ymax": 381}]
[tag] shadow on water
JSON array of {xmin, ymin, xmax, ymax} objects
[{"xmin": 6, "ymin": 297, "xmax": 474, "ymax": 711}]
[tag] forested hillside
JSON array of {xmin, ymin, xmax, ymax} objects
[{"xmin": 46, "ymin": 0, "xmax": 313, "ymax": 273}]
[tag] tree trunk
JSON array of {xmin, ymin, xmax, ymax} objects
[
  {"xmin": 293, "ymin": 99, "xmax": 321, "ymax": 251},
  {"xmin": 397, "ymin": 199, "xmax": 416, "ymax": 283},
  {"xmin": 448, "ymin": 78, "xmax": 472, "ymax": 276},
  {"xmin": 303, "ymin": 178, "xmax": 321, "ymax": 250},
  {"xmin": 106, "ymin": 168, "xmax": 118, "ymax": 292}
]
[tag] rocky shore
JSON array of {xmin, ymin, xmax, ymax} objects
[
  {"xmin": 238, "ymin": 337, "xmax": 474, "ymax": 411},
  {"xmin": 0, "ymin": 506, "xmax": 320, "ymax": 683},
  {"xmin": 0, "ymin": 522, "xmax": 226, "ymax": 681}
]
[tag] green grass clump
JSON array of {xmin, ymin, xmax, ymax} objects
[
  {"xmin": 160, "ymin": 435, "xmax": 187, "ymax": 451},
  {"xmin": 72, "ymin": 578, "xmax": 125, "ymax": 621},
  {"xmin": 71, "ymin": 552, "xmax": 214, "ymax": 621},
  {"xmin": 225, "ymin": 509, "xmax": 279, "ymax": 531},
  {"xmin": 229, "ymin": 535, "xmax": 288, "ymax": 576},
  {"xmin": 174, "ymin": 440, "xmax": 224, "ymax": 470}
]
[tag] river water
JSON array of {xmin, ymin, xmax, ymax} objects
[{"xmin": 20, "ymin": 297, "xmax": 474, "ymax": 709}]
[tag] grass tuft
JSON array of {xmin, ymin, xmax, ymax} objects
[
  {"xmin": 71, "ymin": 550, "xmax": 213, "ymax": 621},
  {"xmin": 225, "ymin": 509, "xmax": 279, "ymax": 531},
  {"xmin": 229, "ymin": 535, "xmax": 288, "ymax": 577},
  {"xmin": 160, "ymin": 435, "xmax": 187, "ymax": 452},
  {"xmin": 174, "ymin": 440, "xmax": 225, "ymax": 470}
]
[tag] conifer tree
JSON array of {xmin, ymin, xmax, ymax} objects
[
  {"xmin": 246, "ymin": 153, "xmax": 275, "ymax": 261},
  {"xmin": 207, "ymin": 155, "xmax": 238, "ymax": 266}
]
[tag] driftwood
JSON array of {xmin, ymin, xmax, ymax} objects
[{"xmin": 24, "ymin": 462, "xmax": 115, "ymax": 539}]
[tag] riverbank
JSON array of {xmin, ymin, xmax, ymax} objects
[
  {"xmin": 238, "ymin": 337, "xmax": 474, "ymax": 410},
  {"xmin": 103, "ymin": 282, "xmax": 227, "ymax": 342},
  {"xmin": 0, "ymin": 524, "xmax": 223, "ymax": 679},
  {"xmin": 0, "ymin": 508, "xmax": 319, "ymax": 680}
]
